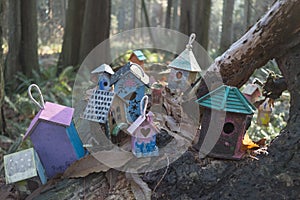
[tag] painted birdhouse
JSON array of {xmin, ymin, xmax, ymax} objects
[
  {"xmin": 196, "ymin": 85, "xmax": 256, "ymax": 160},
  {"xmin": 242, "ymin": 83, "xmax": 261, "ymax": 103},
  {"xmin": 127, "ymin": 96, "xmax": 159, "ymax": 158},
  {"xmin": 257, "ymin": 98, "xmax": 273, "ymax": 126},
  {"xmin": 91, "ymin": 63, "xmax": 115, "ymax": 91},
  {"xmin": 110, "ymin": 62, "xmax": 149, "ymax": 122},
  {"xmin": 4, "ymin": 148, "xmax": 47, "ymax": 184},
  {"xmin": 83, "ymin": 90, "xmax": 115, "ymax": 123},
  {"xmin": 129, "ymin": 50, "xmax": 147, "ymax": 67},
  {"xmin": 168, "ymin": 33, "xmax": 201, "ymax": 93},
  {"xmin": 24, "ymin": 84, "xmax": 85, "ymax": 178}
]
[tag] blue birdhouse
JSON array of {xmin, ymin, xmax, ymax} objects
[
  {"xmin": 91, "ymin": 64, "xmax": 115, "ymax": 91},
  {"xmin": 110, "ymin": 63, "xmax": 149, "ymax": 122}
]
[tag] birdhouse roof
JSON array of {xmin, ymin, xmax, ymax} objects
[
  {"xmin": 110, "ymin": 63, "xmax": 149, "ymax": 85},
  {"xmin": 242, "ymin": 84, "xmax": 260, "ymax": 95},
  {"xmin": 196, "ymin": 85, "xmax": 256, "ymax": 115},
  {"xmin": 168, "ymin": 48, "xmax": 201, "ymax": 72},
  {"xmin": 91, "ymin": 64, "xmax": 114, "ymax": 75},
  {"xmin": 130, "ymin": 50, "xmax": 146, "ymax": 61},
  {"xmin": 24, "ymin": 102, "xmax": 74, "ymax": 139}
]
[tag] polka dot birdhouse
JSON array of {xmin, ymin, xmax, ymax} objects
[
  {"xmin": 196, "ymin": 85, "xmax": 256, "ymax": 160},
  {"xmin": 168, "ymin": 33, "xmax": 201, "ymax": 93},
  {"xmin": 4, "ymin": 148, "xmax": 47, "ymax": 184},
  {"xmin": 23, "ymin": 85, "xmax": 85, "ymax": 178}
]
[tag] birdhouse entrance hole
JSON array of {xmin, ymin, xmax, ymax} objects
[
  {"xmin": 176, "ymin": 71, "xmax": 183, "ymax": 79},
  {"xmin": 223, "ymin": 122, "xmax": 235, "ymax": 134}
]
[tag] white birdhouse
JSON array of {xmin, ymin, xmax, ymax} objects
[
  {"xmin": 91, "ymin": 64, "xmax": 114, "ymax": 91},
  {"xmin": 168, "ymin": 33, "xmax": 201, "ymax": 93}
]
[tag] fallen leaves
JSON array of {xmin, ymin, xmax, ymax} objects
[{"xmin": 242, "ymin": 132, "xmax": 268, "ymax": 160}]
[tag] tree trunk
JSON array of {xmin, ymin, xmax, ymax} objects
[
  {"xmin": 219, "ymin": 0, "xmax": 235, "ymax": 54},
  {"xmin": 79, "ymin": 0, "xmax": 111, "ymax": 63},
  {"xmin": 244, "ymin": 0, "xmax": 252, "ymax": 29},
  {"xmin": 0, "ymin": 0, "xmax": 5, "ymax": 134},
  {"xmin": 172, "ymin": 0, "xmax": 179, "ymax": 30},
  {"xmin": 58, "ymin": 0, "xmax": 85, "ymax": 69},
  {"xmin": 194, "ymin": 0, "xmax": 211, "ymax": 50},
  {"xmin": 5, "ymin": 0, "xmax": 21, "ymax": 84},
  {"xmin": 165, "ymin": 0, "xmax": 172, "ymax": 29},
  {"xmin": 179, "ymin": 0, "xmax": 194, "ymax": 35},
  {"xmin": 20, "ymin": 0, "xmax": 39, "ymax": 77}
]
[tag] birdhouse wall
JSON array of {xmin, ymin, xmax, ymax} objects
[
  {"xmin": 127, "ymin": 86, "xmax": 146, "ymax": 122},
  {"xmin": 66, "ymin": 121, "xmax": 85, "ymax": 159},
  {"xmin": 198, "ymin": 109, "xmax": 247, "ymax": 159},
  {"xmin": 30, "ymin": 122, "xmax": 79, "ymax": 178},
  {"xmin": 168, "ymin": 69, "xmax": 190, "ymax": 92}
]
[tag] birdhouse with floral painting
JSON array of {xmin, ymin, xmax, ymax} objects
[
  {"xmin": 24, "ymin": 84, "xmax": 85, "ymax": 178},
  {"xmin": 129, "ymin": 50, "xmax": 147, "ymax": 67},
  {"xmin": 168, "ymin": 33, "xmax": 201, "ymax": 93},
  {"xmin": 196, "ymin": 85, "xmax": 256, "ymax": 160},
  {"xmin": 110, "ymin": 62, "xmax": 149, "ymax": 122},
  {"xmin": 4, "ymin": 148, "xmax": 47, "ymax": 184},
  {"xmin": 127, "ymin": 96, "xmax": 159, "ymax": 158},
  {"xmin": 91, "ymin": 64, "xmax": 114, "ymax": 91}
]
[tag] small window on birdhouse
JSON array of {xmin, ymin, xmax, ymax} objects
[
  {"xmin": 176, "ymin": 71, "xmax": 183, "ymax": 79},
  {"xmin": 116, "ymin": 106, "xmax": 120, "ymax": 113},
  {"xmin": 223, "ymin": 122, "xmax": 235, "ymax": 134}
]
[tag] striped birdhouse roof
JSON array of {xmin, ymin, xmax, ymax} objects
[
  {"xmin": 168, "ymin": 48, "xmax": 201, "ymax": 72},
  {"xmin": 196, "ymin": 85, "xmax": 256, "ymax": 115},
  {"xmin": 24, "ymin": 102, "xmax": 74, "ymax": 139}
]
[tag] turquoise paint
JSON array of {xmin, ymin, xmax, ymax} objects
[{"xmin": 66, "ymin": 122, "xmax": 85, "ymax": 159}]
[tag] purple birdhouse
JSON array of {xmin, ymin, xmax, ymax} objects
[
  {"xmin": 127, "ymin": 96, "xmax": 159, "ymax": 158},
  {"xmin": 23, "ymin": 84, "xmax": 85, "ymax": 178}
]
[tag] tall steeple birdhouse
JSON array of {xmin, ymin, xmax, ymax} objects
[{"xmin": 168, "ymin": 33, "xmax": 201, "ymax": 93}]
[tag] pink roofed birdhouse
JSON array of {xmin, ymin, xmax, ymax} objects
[{"xmin": 24, "ymin": 84, "xmax": 85, "ymax": 178}]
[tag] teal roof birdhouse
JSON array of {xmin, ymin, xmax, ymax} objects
[
  {"xmin": 168, "ymin": 33, "xmax": 201, "ymax": 93},
  {"xmin": 196, "ymin": 85, "xmax": 256, "ymax": 160}
]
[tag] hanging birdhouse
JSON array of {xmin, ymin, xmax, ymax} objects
[
  {"xmin": 128, "ymin": 50, "xmax": 147, "ymax": 67},
  {"xmin": 196, "ymin": 85, "xmax": 256, "ymax": 160},
  {"xmin": 242, "ymin": 82, "xmax": 261, "ymax": 103},
  {"xmin": 127, "ymin": 96, "xmax": 159, "ymax": 158},
  {"xmin": 23, "ymin": 84, "xmax": 85, "ymax": 178},
  {"xmin": 167, "ymin": 33, "xmax": 202, "ymax": 93},
  {"xmin": 257, "ymin": 98, "xmax": 273, "ymax": 126},
  {"xmin": 4, "ymin": 148, "xmax": 47, "ymax": 184},
  {"xmin": 110, "ymin": 63, "xmax": 150, "ymax": 122},
  {"xmin": 91, "ymin": 63, "xmax": 115, "ymax": 91}
]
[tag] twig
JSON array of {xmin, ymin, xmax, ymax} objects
[{"xmin": 153, "ymin": 154, "xmax": 170, "ymax": 193}]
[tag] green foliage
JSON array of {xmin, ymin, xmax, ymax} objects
[{"xmin": 4, "ymin": 65, "xmax": 75, "ymax": 146}]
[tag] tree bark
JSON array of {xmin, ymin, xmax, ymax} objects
[
  {"xmin": 79, "ymin": 0, "xmax": 111, "ymax": 63},
  {"xmin": 0, "ymin": 0, "xmax": 5, "ymax": 134},
  {"xmin": 179, "ymin": 0, "xmax": 194, "ymax": 35},
  {"xmin": 219, "ymin": 0, "xmax": 235, "ymax": 54},
  {"xmin": 165, "ymin": 0, "xmax": 172, "ymax": 29},
  {"xmin": 20, "ymin": 0, "xmax": 39, "ymax": 77},
  {"xmin": 194, "ymin": 0, "xmax": 211, "ymax": 50},
  {"xmin": 58, "ymin": 0, "xmax": 85, "ymax": 69},
  {"xmin": 5, "ymin": 0, "xmax": 21, "ymax": 84}
]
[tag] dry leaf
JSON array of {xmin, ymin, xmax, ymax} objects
[
  {"xmin": 92, "ymin": 150, "xmax": 133, "ymax": 169},
  {"xmin": 63, "ymin": 154, "xmax": 110, "ymax": 178},
  {"xmin": 126, "ymin": 172, "xmax": 152, "ymax": 200},
  {"xmin": 242, "ymin": 133, "xmax": 259, "ymax": 149}
]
